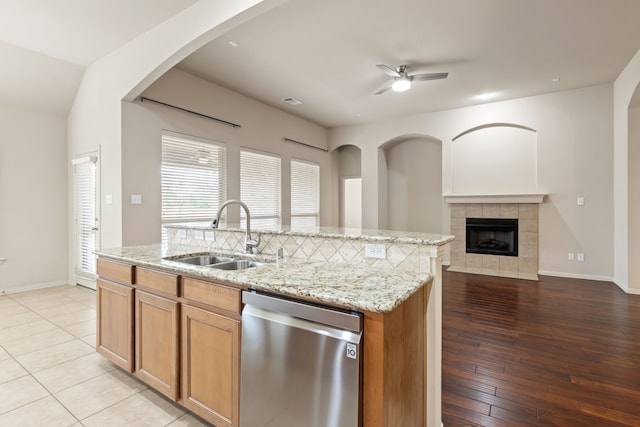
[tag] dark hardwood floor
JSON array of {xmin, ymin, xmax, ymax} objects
[{"xmin": 442, "ymin": 270, "xmax": 640, "ymax": 427}]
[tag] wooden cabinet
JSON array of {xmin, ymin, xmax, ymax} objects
[
  {"xmin": 96, "ymin": 278, "xmax": 135, "ymax": 372},
  {"xmin": 96, "ymin": 258, "xmax": 135, "ymax": 372},
  {"xmin": 135, "ymin": 290, "xmax": 180, "ymax": 400},
  {"xmin": 181, "ymin": 303, "xmax": 240, "ymax": 427}
]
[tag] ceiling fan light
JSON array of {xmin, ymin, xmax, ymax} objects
[{"xmin": 392, "ymin": 78, "xmax": 411, "ymax": 92}]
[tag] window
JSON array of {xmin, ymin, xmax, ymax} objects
[
  {"xmin": 240, "ymin": 149, "xmax": 281, "ymax": 229},
  {"xmin": 291, "ymin": 159, "xmax": 319, "ymax": 228},
  {"xmin": 161, "ymin": 132, "xmax": 226, "ymax": 240}
]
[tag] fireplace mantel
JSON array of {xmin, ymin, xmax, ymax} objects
[{"xmin": 444, "ymin": 193, "xmax": 546, "ymax": 204}]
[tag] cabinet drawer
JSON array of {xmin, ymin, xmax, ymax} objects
[
  {"xmin": 136, "ymin": 267, "xmax": 179, "ymax": 296},
  {"xmin": 183, "ymin": 278, "xmax": 241, "ymax": 314},
  {"xmin": 97, "ymin": 259, "xmax": 134, "ymax": 285}
]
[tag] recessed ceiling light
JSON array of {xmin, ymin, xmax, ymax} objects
[
  {"xmin": 228, "ymin": 41, "xmax": 239, "ymax": 47},
  {"xmin": 475, "ymin": 92, "xmax": 499, "ymax": 101}
]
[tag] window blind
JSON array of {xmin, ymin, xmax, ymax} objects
[
  {"xmin": 291, "ymin": 159, "xmax": 319, "ymax": 228},
  {"xmin": 161, "ymin": 132, "xmax": 226, "ymax": 238},
  {"xmin": 73, "ymin": 157, "xmax": 98, "ymax": 277},
  {"xmin": 240, "ymin": 149, "xmax": 281, "ymax": 229}
]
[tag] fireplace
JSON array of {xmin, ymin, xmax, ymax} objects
[{"xmin": 466, "ymin": 218, "xmax": 518, "ymax": 257}]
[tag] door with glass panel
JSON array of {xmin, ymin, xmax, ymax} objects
[{"xmin": 73, "ymin": 153, "xmax": 99, "ymax": 289}]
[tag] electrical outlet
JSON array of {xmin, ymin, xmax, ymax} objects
[
  {"xmin": 365, "ymin": 244, "xmax": 386, "ymax": 259},
  {"xmin": 194, "ymin": 230, "xmax": 204, "ymax": 240},
  {"xmin": 577, "ymin": 197, "xmax": 585, "ymax": 206},
  {"xmin": 177, "ymin": 229, "xmax": 187, "ymax": 239},
  {"xmin": 568, "ymin": 252, "xmax": 574, "ymax": 261},
  {"xmin": 204, "ymin": 231, "xmax": 215, "ymax": 241},
  {"xmin": 577, "ymin": 253, "xmax": 585, "ymax": 262},
  {"xmin": 131, "ymin": 194, "xmax": 142, "ymax": 205}
]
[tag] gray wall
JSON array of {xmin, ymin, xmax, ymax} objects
[
  {"xmin": 0, "ymin": 105, "xmax": 68, "ymax": 292},
  {"xmin": 121, "ymin": 68, "xmax": 333, "ymax": 245}
]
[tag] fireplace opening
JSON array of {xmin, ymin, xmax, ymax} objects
[{"xmin": 466, "ymin": 218, "xmax": 518, "ymax": 257}]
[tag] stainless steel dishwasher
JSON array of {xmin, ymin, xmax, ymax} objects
[{"xmin": 240, "ymin": 291, "xmax": 363, "ymax": 427}]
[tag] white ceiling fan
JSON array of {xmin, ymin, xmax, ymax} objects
[{"xmin": 375, "ymin": 64, "xmax": 448, "ymax": 95}]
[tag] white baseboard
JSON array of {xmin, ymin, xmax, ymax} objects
[
  {"xmin": 538, "ymin": 270, "xmax": 613, "ymax": 282},
  {"xmin": 626, "ymin": 287, "xmax": 640, "ymax": 295},
  {"xmin": 0, "ymin": 280, "xmax": 69, "ymax": 295},
  {"xmin": 537, "ymin": 270, "xmax": 613, "ymax": 282}
]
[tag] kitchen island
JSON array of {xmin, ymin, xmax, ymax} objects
[{"xmin": 96, "ymin": 226, "xmax": 453, "ymax": 427}]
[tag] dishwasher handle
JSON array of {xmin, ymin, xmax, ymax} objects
[{"xmin": 242, "ymin": 291, "xmax": 362, "ymax": 333}]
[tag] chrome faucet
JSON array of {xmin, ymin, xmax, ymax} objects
[{"xmin": 211, "ymin": 200, "xmax": 261, "ymax": 254}]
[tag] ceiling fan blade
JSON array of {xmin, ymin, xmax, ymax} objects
[
  {"xmin": 410, "ymin": 72, "xmax": 449, "ymax": 81},
  {"xmin": 375, "ymin": 82, "xmax": 393, "ymax": 95},
  {"xmin": 376, "ymin": 64, "xmax": 400, "ymax": 77}
]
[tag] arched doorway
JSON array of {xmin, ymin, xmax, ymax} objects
[
  {"xmin": 331, "ymin": 144, "xmax": 362, "ymax": 228},
  {"xmin": 628, "ymin": 85, "xmax": 640, "ymax": 289}
]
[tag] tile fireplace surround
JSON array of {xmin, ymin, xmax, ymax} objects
[{"xmin": 447, "ymin": 203, "xmax": 539, "ymax": 280}]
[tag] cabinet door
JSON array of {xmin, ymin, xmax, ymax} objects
[
  {"xmin": 181, "ymin": 304, "xmax": 240, "ymax": 427},
  {"xmin": 97, "ymin": 279, "xmax": 134, "ymax": 372},
  {"xmin": 135, "ymin": 290, "xmax": 179, "ymax": 400}
]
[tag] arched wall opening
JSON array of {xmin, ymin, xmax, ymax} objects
[
  {"xmin": 331, "ymin": 144, "xmax": 362, "ymax": 228},
  {"xmin": 628, "ymin": 85, "xmax": 640, "ymax": 290},
  {"xmin": 379, "ymin": 135, "xmax": 442, "ymax": 233}
]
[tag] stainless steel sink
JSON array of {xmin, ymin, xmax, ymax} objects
[
  {"xmin": 164, "ymin": 253, "xmax": 266, "ymax": 270},
  {"xmin": 165, "ymin": 254, "xmax": 234, "ymax": 266},
  {"xmin": 210, "ymin": 260, "xmax": 265, "ymax": 270}
]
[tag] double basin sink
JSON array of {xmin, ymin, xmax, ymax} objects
[{"xmin": 164, "ymin": 253, "xmax": 266, "ymax": 270}]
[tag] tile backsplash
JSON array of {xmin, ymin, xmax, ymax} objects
[{"xmin": 166, "ymin": 227, "xmax": 435, "ymax": 273}]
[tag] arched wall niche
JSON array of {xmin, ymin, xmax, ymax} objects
[
  {"xmin": 627, "ymin": 84, "xmax": 640, "ymax": 290},
  {"xmin": 451, "ymin": 123, "xmax": 538, "ymax": 195},
  {"xmin": 379, "ymin": 134, "xmax": 443, "ymax": 233}
]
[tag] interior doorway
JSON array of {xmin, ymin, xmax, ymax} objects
[{"xmin": 343, "ymin": 177, "xmax": 362, "ymax": 229}]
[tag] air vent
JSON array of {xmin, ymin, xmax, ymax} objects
[{"xmin": 282, "ymin": 97, "xmax": 303, "ymax": 106}]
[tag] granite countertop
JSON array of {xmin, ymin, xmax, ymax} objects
[
  {"xmin": 165, "ymin": 223, "xmax": 455, "ymax": 246},
  {"xmin": 96, "ymin": 244, "xmax": 432, "ymax": 313}
]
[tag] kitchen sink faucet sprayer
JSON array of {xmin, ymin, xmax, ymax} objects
[{"xmin": 211, "ymin": 200, "xmax": 261, "ymax": 254}]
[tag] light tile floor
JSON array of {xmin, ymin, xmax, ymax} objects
[{"xmin": 0, "ymin": 285, "xmax": 210, "ymax": 426}]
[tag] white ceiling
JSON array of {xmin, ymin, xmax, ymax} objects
[
  {"xmin": 177, "ymin": 0, "xmax": 640, "ymax": 127},
  {"xmin": 1, "ymin": 0, "xmax": 639, "ymax": 121},
  {"xmin": 0, "ymin": 0, "xmax": 198, "ymax": 114}
]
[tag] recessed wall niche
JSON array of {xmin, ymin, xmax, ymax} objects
[
  {"xmin": 451, "ymin": 124, "xmax": 537, "ymax": 194},
  {"xmin": 381, "ymin": 135, "xmax": 442, "ymax": 233}
]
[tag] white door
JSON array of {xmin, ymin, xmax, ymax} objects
[{"xmin": 73, "ymin": 153, "xmax": 99, "ymax": 289}]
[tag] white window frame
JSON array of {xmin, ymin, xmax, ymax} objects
[
  {"xmin": 291, "ymin": 159, "xmax": 320, "ymax": 228},
  {"xmin": 240, "ymin": 148, "xmax": 281, "ymax": 229},
  {"xmin": 161, "ymin": 131, "xmax": 226, "ymax": 241}
]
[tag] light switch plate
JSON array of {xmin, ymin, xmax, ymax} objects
[
  {"xmin": 177, "ymin": 229, "xmax": 187, "ymax": 239},
  {"xmin": 204, "ymin": 231, "xmax": 215, "ymax": 241},
  {"xmin": 365, "ymin": 243, "xmax": 386, "ymax": 259},
  {"xmin": 105, "ymin": 194, "xmax": 113, "ymax": 205},
  {"xmin": 194, "ymin": 230, "xmax": 204, "ymax": 240},
  {"xmin": 131, "ymin": 194, "xmax": 142, "ymax": 205}
]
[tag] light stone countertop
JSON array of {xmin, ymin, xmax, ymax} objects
[
  {"xmin": 96, "ymin": 244, "xmax": 432, "ymax": 313},
  {"xmin": 165, "ymin": 223, "xmax": 455, "ymax": 246}
]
